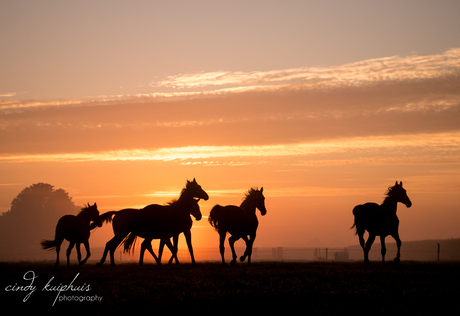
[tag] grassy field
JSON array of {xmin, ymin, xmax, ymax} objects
[{"xmin": 2, "ymin": 261, "xmax": 460, "ymax": 315}]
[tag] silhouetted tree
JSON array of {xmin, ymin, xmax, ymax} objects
[{"xmin": 0, "ymin": 183, "xmax": 80, "ymax": 260}]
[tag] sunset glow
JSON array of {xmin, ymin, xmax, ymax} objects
[{"xmin": 1, "ymin": 1, "xmax": 460, "ymax": 256}]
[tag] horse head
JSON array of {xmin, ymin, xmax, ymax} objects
[
  {"xmin": 257, "ymin": 187, "xmax": 267, "ymax": 216},
  {"xmin": 245, "ymin": 187, "xmax": 267, "ymax": 216},
  {"xmin": 391, "ymin": 181, "xmax": 412, "ymax": 208},
  {"xmin": 79, "ymin": 203, "xmax": 102, "ymax": 228},
  {"xmin": 190, "ymin": 198, "xmax": 202, "ymax": 221},
  {"xmin": 185, "ymin": 178, "xmax": 209, "ymax": 201}
]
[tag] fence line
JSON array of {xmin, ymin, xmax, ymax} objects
[{"xmin": 1, "ymin": 245, "xmax": 458, "ymax": 262}]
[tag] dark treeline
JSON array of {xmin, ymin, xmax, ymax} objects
[{"xmin": 0, "ymin": 183, "xmax": 80, "ymax": 261}]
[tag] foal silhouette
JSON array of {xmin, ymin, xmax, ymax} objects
[
  {"xmin": 97, "ymin": 179, "xmax": 208, "ymax": 266},
  {"xmin": 351, "ymin": 181, "xmax": 412, "ymax": 263},
  {"xmin": 41, "ymin": 203, "xmax": 102, "ymax": 267},
  {"xmin": 209, "ymin": 187, "xmax": 267, "ymax": 266}
]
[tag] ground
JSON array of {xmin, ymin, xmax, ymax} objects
[{"xmin": 2, "ymin": 261, "xmax": 460, "ymax": 315}]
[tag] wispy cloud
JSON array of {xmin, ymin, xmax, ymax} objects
[
  {"xmin": 0, "ymin": 92, "xmax": 16, "ymax": 97},
  {"xmin": 1, "ymin": 48, "xmax": 459, "ymax": 161},
  {"xmin": 150, "ymin": 48, "xmax": 460, "ymax": 90},
  {"xmin": 1, "ymin": 132, "xmax": 458, "ymax": 164},
  {"xmin": 2, "ymin": 48, "xmax": 459, "ymax": 113}
]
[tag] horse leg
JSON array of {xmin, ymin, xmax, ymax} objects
[
  {"xmin": 228, "ymin": 235, "xmax": 240, "ymax": 266},
  {"xmin": 380, "ymin": 236, "xmax": 387, "ymax": 264},
  {"xmin": 364, "ymin": 234, "xmax": 375, "ymax": 264},
  {"xmin": 158, "ymin": 238, "xmax": 175, "ymax": 264},
  {"xmin": 219, "ymin": 232, "xmax": 226, "ymax": 264},
  {"xmin": 158, "ymin": 239, "xmax": 165, "ymax": 264},
  {"xmin": 97, "ymin": 243, "xmax": 110, "ymax": 266},
  {"xmin": 138, "ymin": 238, "xmax": 160, "ymax": 265},
  {"xmin": 76, "ymin": 243, "xmax": 82, "ymax": 264},
  {"xmin": 80, "ymin": 240, "xmax": 91, "ymax": 265},
  {"xmin": 240, "ymin": 235, "xmax": 250, "ymax": 263},
  {"xmin": 139, "ymin": 239, "xmax": 148, "ymax": 266},
  {"xmin": 55, "ymin": 244, "xmax": 60, "ymax": 268},
  {"xmin": 66, "ymin": 242, "xmax": 75, "ymax": 267},
  {"xmin": 356, "ymin": 228, "xmax": 366, "ymax": 263},
  {"xmin": 54, "ymin": 236, "xmax": 64, "ymax": 268},
  {"xmin": 97, "ymin": 233, "xmax": 128, "ymax": 266},
  {"xmin": 241, "ymin": 233, "xmax": 256, "ymax": 265},
  {"xmin": 163, "ymin": 238, "xmax": 176, "ymax": 265},
  {"xmin": 183, "ymin": 230, "xmax": 196, "ymax": 264},
  {"xmin": 392, "ymin": 233, "xmax": 402, "ymax": 263},
  {"xmin": 145, "ymin": 239, "xmax": 160, "ymax": 265},
  {"xmin": 167, "ymin": 235, "xmax": 180, "ymax": 264}
]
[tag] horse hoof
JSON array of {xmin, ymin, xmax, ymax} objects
[
  {"xmin": 240, "ymin": 256, "xmax": 246, "ymax": 262},
  {"xmin": 231, "ymin": 260, "xmax": 237, "ymax": 267},
  {"xmin": 394, "ymin": 257, "xmax": 400, "ymax": 263}
]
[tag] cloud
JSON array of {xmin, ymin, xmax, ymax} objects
[
  {"xmin": 1, "ymin": 48, "xmax": 459, "ymax": 115},
  {"xmin": 1, "ymin": 48, "xmax": 459, "ymax": 161},
  {"xmin": 1, "ymin": 131, "xmax": 458, "ymax": 164},
  {"xmin": 149, "ymin": 48, "xmax": 460, "ymax": 90},
  {"xmin": 0, "ymin": 92, "xmax": 16, "ymax": 97}
]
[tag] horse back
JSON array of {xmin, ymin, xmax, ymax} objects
[
  {"xmin": 214, "ymin": 205, "xmax": 257, "ymax": 236},
  {"xmin": 112, "ymin": 209, "xmax": 142, "ymax": 235},
  {"xmin": 353, "ymin": 203, "xmax": 398, "ymax": 236},
  {"xmin": 56, "ymin": 215, "xmax": 89, "ymax": 241},
  {"xmin": 138, "ymin": 204, "xmax": 190, "ymax": 238}
]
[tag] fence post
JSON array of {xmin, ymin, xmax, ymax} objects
[{"xmin": 437, "ymin": 243, "xmax": 440, "ymax": 262}]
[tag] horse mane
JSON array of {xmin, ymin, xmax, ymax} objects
[
  {"xmin": 77, "ymin": 203, "xmax": 94, "ymax": 216},
  {"xmin": 165, "ymin": 197, "xmax": 198, "ymax": 206},
  {"xmin": 384, "ymin": 185, "xmax": 395, "ymax": 197},
  {"xmin": 244, "ymin": 187, "xmax": 260, "ymax": 200},
  {"xmin": 165, "ymin": 198, "xmax": 178, "ymax": 206}
]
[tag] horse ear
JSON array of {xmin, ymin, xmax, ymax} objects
[
  {"xmin": 395, "ymin": 181, "xmax": 398, "ymax": 186},
  {"xmin": 193, "ymin": 178, "xmax": 196, "ymax": 182},
  {"xmin": 94, "ymin": 202, "xmax": 97, "ymax": 207},
  {"xmin": 400, "ymin": 181, "xmax": 403, "ymax": 186},
  {"xmin": 260, "ymin": 187, "xmax": 263, "ymax": 193}
]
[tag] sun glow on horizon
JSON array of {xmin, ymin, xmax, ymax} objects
[{"xmin": 1, "ymin": 132, "xmax": 458, "ymax": 166}]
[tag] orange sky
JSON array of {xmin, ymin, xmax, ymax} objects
[
  {"xmin": 1, "ymin": 48, "xmax": 460, "ymax": 250},
  {"xmin": 1, "ymin": 2, "xmax": 460, "ymax": 253}
]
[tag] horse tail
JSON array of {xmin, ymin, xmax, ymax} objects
[
  {"xmin": 123, "ymin": 232, "xmax": 138, "ymax": 254},
  {"xmin": 41, "ymin": 239, "xmax": 57, "ymax": 251},
  {"xmin": 208, "ymin": 205, "xmax": 225, "ymax": 231},
  {"xmin": 351, "ymin": 204, "xmax": 363, "ymax": 234},
  {"xmin": 90, "ymin": 211, "xmax": 118, "ymax": 229},
  {"xmin": 99, "ymin": 211, "xmax": 118, "ymax": 224}
]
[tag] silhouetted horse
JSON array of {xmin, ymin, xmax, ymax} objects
[
  {"xmin": 41, "ymin": 203, "xmax": 101, "ymax": 267},
  {"xmin": 97, "ymin": 179, "xmax": 208, "ymax": 266},
  {"xmin": 351, "ymin": 181, "xmax": 412, "ymax": 263},
  {"xmin": 128, "ymin": 197, "xmax": 202, "ymax": 265},
  {"xmin": 208, "ymin": 187, "xmax": 267, "ymax": 266}
]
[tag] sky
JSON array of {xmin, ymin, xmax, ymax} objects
[{"xmin": 1, "ymin": 0, "xmax": 460, "ymax": 254}]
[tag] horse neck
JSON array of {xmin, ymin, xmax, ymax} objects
[
  {"xmin": 77, "ymin": 212, "xmax": 93, "ymax": 225},
  {"xmin": 381, "ymin": 196, "xmax": 398, "ymax": 214},
  {"xmin": 173, "ymin": 191, "xmax": 194, "ymax": 212},
  {"xmin": 240, "ymin": 198, "xmax": 257, "ymax": 215}
]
